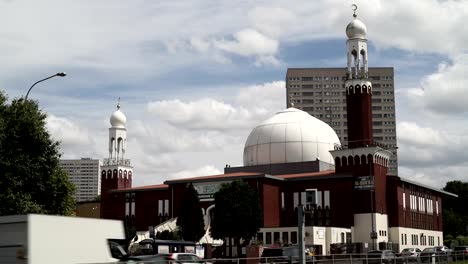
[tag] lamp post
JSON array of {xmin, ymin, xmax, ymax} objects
[{"xmin": 25, "ymin": 72, "xmax": 67, "ymax": 100}]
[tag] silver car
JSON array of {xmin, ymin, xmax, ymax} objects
[{"xmin": 399, "ymin": 248, "xmax": 421, "ymax": 263}]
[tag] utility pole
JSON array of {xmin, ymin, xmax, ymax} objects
[{"xmin": 298, "ymin": 205, "xmax": 305, "ymax": 264}]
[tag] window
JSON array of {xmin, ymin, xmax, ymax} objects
[
  {"xmin": 305, "ymin": 189, "xmax": 317, "ymax": 207},
  {"xmin": 266, "ymin": 233, "xmax": 272, "ymax": 244},
  {"xmin": 317, "ymin": 191, "xmax": 323, "ymax": 208},
  {"xmin": 403, "ymin": 192, "xmax": 406, "ymax": 209},
  {"xmin": 291, "ymin": 231, "xmax": 298, "ymax": 244},
  {"xmin": 274, "ymin": 232, "xmax": 280, "ymax": 244},
  {"xmin": 293, "ymin": 192, "xmax": 299, "ymax": 208},
  {"xmin": 158, "ymin": 200, "xmax": 163, "ymax": 215},
  {"xmin": 282, "ymin": 232, "xmax": 289, "ymax": 244},
  {"xmin": 324, "ymin": 191, "xmax": 330, "ymax": 208},
  {"xmin": 281, "ymin": 192, "xmax": 285, "ymax": 210},
  {"xmin": 164, "ymin": 199, "xmax": 169, "ymax": 215}
]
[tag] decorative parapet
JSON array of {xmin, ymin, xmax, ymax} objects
[{"xmin": 103, "ymin": 158, "xmax": 131, "ymax": 166}]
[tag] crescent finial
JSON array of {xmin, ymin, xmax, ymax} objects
[{"xmin": 352, "ymin": 4, "xmax": 358, "ymax": 18}]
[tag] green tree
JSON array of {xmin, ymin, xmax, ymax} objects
[
  {"xmin": 443, "ymin": 181, "xmax": 468, "ymax": 237},
  {"xmin": 0, "ymin": 92, "xmax": 75, "ymax": 215},
  {"xmin": 156, "ymin": 229, "xmax": 182, "ymax": 240},
  {"xmin": 176, "ymin": 183, "xmax": 205, "ymax": 242},
  {"xmin": 211, "ymin": 180, "xmax": 262, "ymax": 257}
]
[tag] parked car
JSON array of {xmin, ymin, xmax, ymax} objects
[
  {"xmin": 109, "ymin": 240, "xmax": 168, "ymax": 263},
  {"xmin": 165, "ymin": 253, "xmax": 206, "ymax": 264},
  {"xmin": 419, "ymin": 247, "xmax": 449, "ymax": 263},
  {"xmin": 261, "ymin": 246, "xmax": 316, "ymax": 263},
  {"xmin": 453, "ymin": 246, "xmax": 468, "ymax": 261},
  {"xmin": 435, "ymin": 246, "xmax": 452, "ymax": 255},
  {"xmin": 368, "ymin": 250, "xmax": 396, "ymax": 264},
  {"xmin": 398, "ymin": 248, "xmax": 421, "ymax": 263}
]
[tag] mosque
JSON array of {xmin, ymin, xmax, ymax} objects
[{"xmin": 99, "ymin": 8, "xmax": 455, "ymax": 256}]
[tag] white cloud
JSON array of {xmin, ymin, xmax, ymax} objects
[
  {"xmin": 397, "ymin": 122, "xmax": 444, "ymax": 147},
  {"xmin": 214, "ymin": 28, "xmax": 279, "ymax": 64},
  {"xmin": 412, "ymin": 55, "xmax": 468, "ymax": 114},
  {"xmin": 46, "ymin": 115, "xmax": 91, "ymax": 146},
  {"xmin": 147, "ymin": 81, "xmax": 285, "ymax": 130},
  {"xmin": 169, "ymin": 165, "xmax": 223, "ymax": 180}
]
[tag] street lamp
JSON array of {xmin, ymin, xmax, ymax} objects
[{"xmin": 25, "ymin": 72, "xmax": 67, "ymax": 100}]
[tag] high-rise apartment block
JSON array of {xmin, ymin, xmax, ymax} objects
[
  {"xmin": 285, "ymin": 67, "xmax": 398, "ymax": 174},
  {"xmin": 60, "ymin": 158, "xmax": 102, "ymax": 202}
]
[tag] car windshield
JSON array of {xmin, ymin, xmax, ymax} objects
[
  {"xmin": 423, "ymin": 248, "xmax": 435, "ymax": 252},
  {"xmin": 402, "ymin": 249, "xmax": 412, "ymax": 252}
]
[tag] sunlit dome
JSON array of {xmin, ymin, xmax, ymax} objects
[
  {"xmin": 243, "ymin": 108, "xmax": 341, "ymax": 166},
  {"xmin": 110, "ymin": 104, "xmax": 127, "ymax": 128},
  {"xmin": 346, "ymin": 18, "xmax": 367, "ymax": 39}
]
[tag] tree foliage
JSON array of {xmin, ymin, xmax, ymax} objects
[
  {"xmin": 211, "ymin": 180, "xmax": 262, "ymax": 255},
  {"xmin": 156, "ymin": 229, "xmax": 182, "ymax": 240},
  {"xmin": 176, "ymin": 183, "xmax": 205, "ymax": 242},
  {"xmin": 0, "ymin": 91, "xmax": 75, "ymax": 215},
  {"xmin": 443, "ymin": 181, "xmax": 468, "ymax": 237}
]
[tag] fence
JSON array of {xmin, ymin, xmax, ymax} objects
[{"xmin": 101, "ymin": 251, "xmax": 468, "ymax": 264}]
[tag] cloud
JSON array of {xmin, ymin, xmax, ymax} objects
[
  {"xmin": 214, "ymin": 28, "xmax": 280, "ymax": 66},
  {"xmin": 46, "ymin": 115, "xmax": 91, "ymax": 146},
  {"xmin": 406, "ymin": 55, "xmax": 468, "ymax": 115},
  {"xmin": 147, "ymin": 81, "xmax": 285, "ymax": 130},
  {"xmin": 46, "ymin": 115, "xmax": 101, "ymax": 159},
  {"xmin": 169, "ymin": 165, "xmax": 223, "ymax": 180}
]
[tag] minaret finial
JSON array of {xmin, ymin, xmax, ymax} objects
[
  {"xmin": 352, "ymin": 4, "xmax": 358, "ymax": 18},
  {"xmin": 117, "ymin": 97, "xmax": 121, "ymax": 110}
]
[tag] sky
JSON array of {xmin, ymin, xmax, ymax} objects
[{"xmin": 1, "ymin": 0, "xmax": 468, "ymax": 187}]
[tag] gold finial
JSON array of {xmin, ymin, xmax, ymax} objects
[
  {"xmin": 352, "ymin": 4, "xmax": 358, "ymax": 18},
  {"xmin": 117, "ymin": 97, "xmax": 121, "ymax": 110}
]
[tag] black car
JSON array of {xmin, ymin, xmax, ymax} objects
[
  {"xmin": 419, "ymin": 247, "xmax": 449, "ymax": 263},
  {"xmin": 368, "ymin": 250, "xmax": 396, "ymax": 264}
]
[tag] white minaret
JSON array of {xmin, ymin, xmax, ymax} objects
[
  {"xmin": 108, "ymin": 100, "xmax": 128, "ymax": 161},
  {"xmin": 101, "ymin": 99, "xmax": 133, "ymax": 218},
  {"xmin": 346, "ymin": 5, "xmax": 369, "ymax": 79}
]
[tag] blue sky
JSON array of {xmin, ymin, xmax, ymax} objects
[{"xmin": 1, "ymin": 0, "xmax": 467, "ymax": 187}]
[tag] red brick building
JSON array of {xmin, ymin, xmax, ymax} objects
[{"xmin": 100, "ymin": 10, "xmax": 456, "ymax": 255}]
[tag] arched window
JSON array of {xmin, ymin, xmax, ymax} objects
[
  {"xmin": 335, "ymin": 157, "xmax": 341, "ymax": 167},
  {"xmin": 361, "ymin": 155, "xmax": 367, "ymax": 165},
  {"xmin": 354, "ymin": 155, "xmax": 360, "ymax": 165},
  {"xmin": 348, "ymin": 156, "xmax": 354, "ymax": 166},
  {"xmin": 342, "ymin": 156, "xmax": 348, "ymax": 166}
]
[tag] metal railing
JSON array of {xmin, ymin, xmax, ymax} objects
[{"xmin": 95, "ymin": 251, "xmax": 468, "ymax": 264}]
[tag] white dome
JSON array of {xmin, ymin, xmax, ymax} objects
[
  {"xmin": 110, "ymin": 108, "xmax": 127, "ymax": 128},
  {"xmin": 243, "ymin": 108, "xmax": 341, "ymax": 166},
  {"xmin": 346, "ymin": 18, "xmax": 367, "ymax": 39}
]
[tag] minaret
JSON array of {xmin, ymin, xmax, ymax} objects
[
  {"xmin": 345, "ymin": 6, "xmax": 373, "ymax": 148},
  {"xmin": 100, "ymin": 100, "xmax": 133, "ymax": 220},
  {"xmin": 330, "ymin": 5, "xmax": 392, "ymax": 249}
]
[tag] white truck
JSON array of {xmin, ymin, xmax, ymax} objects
[{"xmin": 0, "ymin": 214, "xmax": 126, "ymax": 264}]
